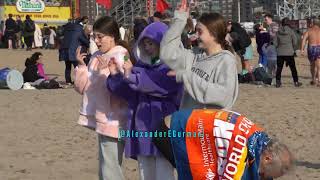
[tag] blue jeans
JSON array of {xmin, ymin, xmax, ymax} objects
[
  {"xmin": 98, "ymin": 134, "xmax": 125, "ymax": 180},
  {"xmin": 258, "ymin": 54, "xmax": 267, "ymax": 67}
]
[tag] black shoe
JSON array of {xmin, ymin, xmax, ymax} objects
[
  {"xmin": 276, "ymin": 81, "xmax": 281, "ymax": 88},
  {"xmin": 294, "ymin": 82, "xmax": 302, "ymax": 87}
]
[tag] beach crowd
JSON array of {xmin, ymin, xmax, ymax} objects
[{"xmin": 1, "ymin": 0, "xmax": 320, "ymax": 179}]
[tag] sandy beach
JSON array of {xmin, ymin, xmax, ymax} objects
[{"xmin": 0, "ymin": 48, "xmax": 319, "ymax": 180}]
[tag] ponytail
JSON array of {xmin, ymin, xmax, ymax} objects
[{"xmin": 222, "ymin": 40, "xmax": 235, "ymax": 54}]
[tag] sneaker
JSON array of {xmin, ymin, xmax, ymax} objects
[
  {"xmin": 23, "ymin": 82, "xmax": 36, "ymax": 90},
  {"xmin": 294, "ymin": 82, "xmax": 302, "ymax": 87},
  {"xmin": 65, "ymin": 81, "xmax": 74, "ymax": 85},
  {"xmin": 276, "ymin": 81, "xmax": 281, "ymax": 88}
]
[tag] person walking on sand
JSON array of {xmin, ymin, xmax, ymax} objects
[
  {"xmin": 301, "ymin": 18, "xmax": 320, "ymax": 86},
  {"xmin": 59, "ymin": 18, "xmax": 89, "ymax": 84},
  {"xmin": 274, "ymin": 18, "xmax": 302, "ymax": 88},
  {"xmin": 4, "ymin": 14, "xmax": 16, "ymax": 49},
  {"xmin": 23, "ymin": 15, "xmax": 35, "ymax": 51}
]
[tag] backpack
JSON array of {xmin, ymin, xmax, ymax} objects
[
  {"xmin": 238, "ymin": 73, "xmax": 254, "ymax": 83},
  {"xmin": 253, "ymin": 67, "xmax": 272, "ymax": 85},
  {"xmin": 37, "ymin": 79, "xmax": 60, "ymax": 89},
  {"xmin": 25, "ymin": 21, "xmax": 35, "ymax": 32}
]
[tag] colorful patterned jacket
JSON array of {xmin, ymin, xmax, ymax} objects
[{"xmin": 170, "ymin": 109, "xmax": 271, "ymax": 180}]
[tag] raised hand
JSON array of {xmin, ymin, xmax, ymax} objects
[
  {"xmin": 123, "ymin": 59, "xmax": 133, "ymax": 78},
  {"xmin": 167, "ymin": 70, "xmax": 176, "ymax": 77},
  {"xmin": 76, "ymin": 46, "xmax": 87, "ymax": 65},
  {"xmin": 108, "ymin": 57, "xmax": 119, "ymax": 75},
  {"xmin": 177, "ymin": 0, "xmax": 189, "ymax": 14}
]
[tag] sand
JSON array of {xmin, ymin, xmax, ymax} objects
[{"xmin": 0, "ymin": 49, "xmax": 319, "ymax": 180}]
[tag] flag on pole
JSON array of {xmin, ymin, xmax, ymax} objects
[
  {"xmin": 156, "ymin": 0, "xmax": 169, "ymax": 13},
  {"xmin": 96, "ymin": 0, "xmax": 112, "ymax": 10}
]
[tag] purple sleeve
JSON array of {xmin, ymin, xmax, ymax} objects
[
  {"xmin": 106, "ymin": 73, "xmax": 136, "ymax": 103},
  {"xmin": 37, "ymin": 63, "xmax": 48, "ymax": 80},
  {"xmin": 125, "ymin": 65, "xmax": 182, "ymax": 97}
]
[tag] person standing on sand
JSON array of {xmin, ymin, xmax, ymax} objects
[
  {"xmin": 160, "ymin": 1, "xmax": 238, "ymax": 110},
  {"xmin": 274, "ymin": 18, "xmax": 302, "ymax": 88},
  {"xmin": 74, "ymin": 16, "xmax": 129, "ymax": 180},
  {"xmin": 107, "ymin": 22, "xmax": 182, "ymax": 180},
  {"xmin": 264, "ymin": 14, "xmax": 279, "ymax": 41},
  {"xmin": 301, "ymin": 18, "xmax": 320, "ymax": 86}
]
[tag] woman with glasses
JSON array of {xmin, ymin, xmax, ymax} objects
[{"xmin": 73, "ymin": 16, "xmax": 129, "ymax": 180}]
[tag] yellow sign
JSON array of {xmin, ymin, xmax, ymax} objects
[{"xmin": 3, "ymin": 6, "xmax": 71, "ymax": 23}]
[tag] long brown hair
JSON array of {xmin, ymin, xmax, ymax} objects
[
  {"xmin": 198, "ymin": 13, "xmax": 234, "ymax": 53},
  {"xmin": 93, "ymin": 16, "xmax": 133, "ymax": 62}
]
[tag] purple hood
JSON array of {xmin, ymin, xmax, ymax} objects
[{"xmin": 133, "ymin": 22, "xmax": 168, "ymax": 65}]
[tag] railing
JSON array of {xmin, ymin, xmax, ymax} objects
[{"xmin": 110, "ymin": 0, "xmax": 147, "ymax": 28}]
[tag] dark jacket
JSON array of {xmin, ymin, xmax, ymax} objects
[
  {"xmin": 59, "ymin": 22, "xmax": 89, "ymax": 61},
  {"xmin": 5, "ymin": 17, "xmax": 16, "ymax": 38},
  {"xmin": 16, "ymin": 20, "xmax": 23, "ymax": 33},
  {"xmin": 23, "ymin": 19, "xmax": 35, "ymax": 37},
  {"xmin": 230, "ymin": 23, "xmax": 251, "ymax": 55},
  {"xmin": 23, "ymin": 59, "xmax": 42, "ymax": 82},
  {"xmin": 255, "ymin": 30, "xmax": 270, "ymax": 55}
]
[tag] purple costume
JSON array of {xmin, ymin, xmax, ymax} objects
[{"xmin": 106, "ymin": 22, "xmax": 183, "ymax": 159}]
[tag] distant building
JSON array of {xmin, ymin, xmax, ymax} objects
[
  {"xmin": 79, "ymin": 0, "xmax": 97, "ymax": 23},
  {"xmin": 78, "ymin": 0, "xmax": 121, "ymax": 24},
  {"xmin": 254, "ymin": 0, "xmax": 279, "ymax": 18},
  {"xmin": 198, "ymin": 0, "xmax": 254, "ymax": 22},
  {"xmin": 219, "ymin": 0, "xmax": 234, "ymax": 20},
  {"xmin": 232, "ymin": 0, "xmax": 253, "ymax": 22}
]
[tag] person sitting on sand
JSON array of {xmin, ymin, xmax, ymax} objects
[
  {"xmin": 23, "ymin": 52, "xmax": 48, "ymax": 83},
  {"xmin": 23, "ymin": 52, "xmax": 60, "ymax": 89}
]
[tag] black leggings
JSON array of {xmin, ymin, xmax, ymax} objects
[
  {"xmin": 276, "ymin": 56, "xmax": 299, "ymax": 83},
  {"xmin": 64, "ymin": 61, "xmax": 78, "ymax": 83},
  {"xmin": 24, "ymin": 36, "xmax": 34, "ymax": 49}
]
